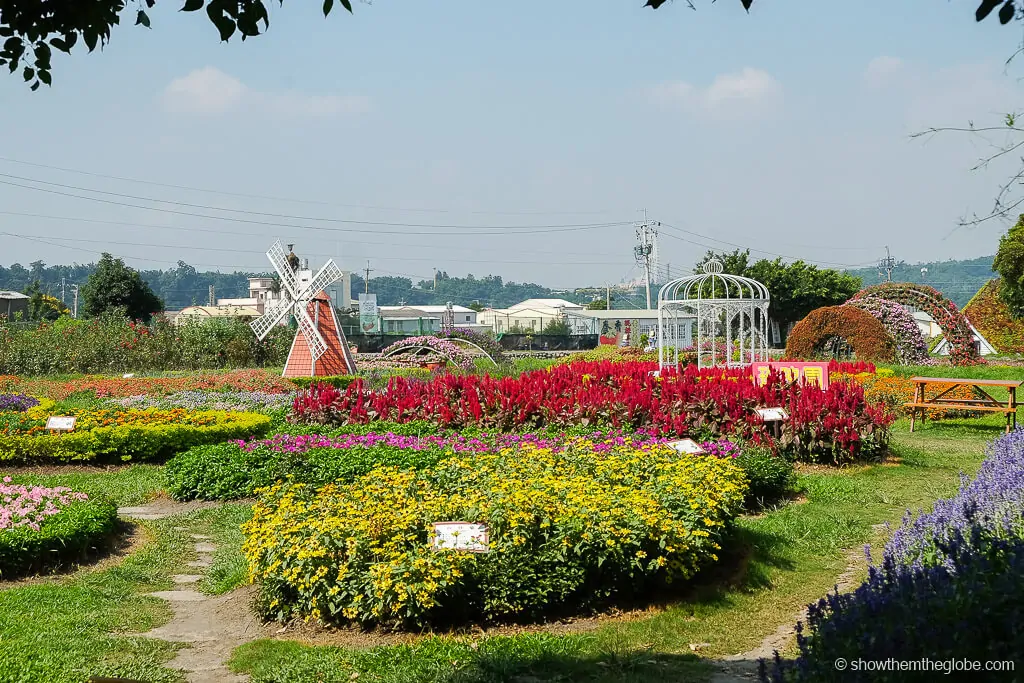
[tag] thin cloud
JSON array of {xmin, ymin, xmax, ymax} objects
[
  {"xmin": 864, "ymin": 56, "xmax": 906, "ymax": 87},
  {"xmin": 648, "ymin": 67, "xmax": 782, "ymax": 115},
  {"xmin": 162, "ymin": 67, "xmax": 370, "ymax": 118}
]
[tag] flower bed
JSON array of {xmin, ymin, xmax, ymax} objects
[
  {"xmin": 762, "ymin": 429, "xmax": 1024, "ymax": 682},
  {"xmin": 0, "ymin": 408, "xmax": 271, "ymax": 463},
  {"xmin": 845, "ymin": 296, "xmax": 933, "ymax": 365},
  {"xmin": 166, "ymin": 429, "xmax": 791, "ymax": 505},
  {"xmin": 832, "ymin": 373, "xmax": 976, "ymax": 419},
  {"xmin": 0, "ymin": 478, "xmax": 119, "ymax": 578},
  {"xmin": 0, "ymin": 369, "xmax": 297, "ymax": 401},
  {"xmin": 964, "ymin": 278, "xmax": 1024, "ymax": 354},
  {"xmin": 109, "ymin": 390, "xmax": 294, "ymax": 413},
  {"xmin": 291, "ymin": 361, "xmax": 893, "ymax": 464},
  {"xmin": 0, "ymin": 394, "xmax": 39, "ymax": 412},
  {"xmin": 243, "ymin": 438, "xmax": 747, "ymax": 628}
]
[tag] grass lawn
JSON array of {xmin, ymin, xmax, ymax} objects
[{"xmin": 227, "ymin": 418, "xmax": 998, "ymax": 683}]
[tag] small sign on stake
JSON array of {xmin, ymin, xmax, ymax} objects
[
  {"xmin": 45, "ymin": 416, "xmax": 76, "ymax": 432},
  {"xmin": 666, "ymin": 438, "xmax": 706, "ymax": 455},
  {"xmin": 431, "ymin": 522, "xmax": 489, "ymax": 553},
  {"xmin": 756, "ymin": 407, "xmax": 789, "ymax": 422}
]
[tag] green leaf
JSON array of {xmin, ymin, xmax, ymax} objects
[
  {"xmin": 3, "ymin": 37, "xmax": 20, "ymax": 53},
  {"xmin": 214, "ymin": 17, "xmax": 236, "ymax": 41},
  {"xmin": 999, "ymin": 0, "xmax": 1016, "ymax": 23},
  {"xmin": 38, "ymin": 70, "xmax": 51, "ymax": 86},
  {"xmin": 49, "ymin": 38, "xmax": 70, "ymax": 53},
  {"xmin": 22, "ymin": 66, "xmax": 34, "ymax": 82},
  {"xmin": 84, "ymin": 30, "xmax": 98, "ymax": 52},
  {"xmin": 323, "ymin": 0, "xmax": 334, "ymax": 16},
  {"xmin": 30, "ymin": 81, "xmax": 39, "ymax": 91},
  {"xmin": 136, "ymin": 10, "xmax": 152, "ymax": 27},
  {"xmin": 34, "ymin": 41, "xmax": 51, "ymax": 67},
  {"xmin": 146, "ymin": 0, "xmax": 156, "ymax": 6},
  {"xmin": 181, "ymin": 0, "xmax": 204, "ymax": 10},
  {"xmin": 340, "ymin": 0, "xmax": 353, "ymax": 11}
]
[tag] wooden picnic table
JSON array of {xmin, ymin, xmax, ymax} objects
[{"xmin": 905, "ymin": 376, "xmax": 1021, "ymax": 434}]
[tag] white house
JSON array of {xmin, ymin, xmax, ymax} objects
[
  {"xmin": 478, "ymin": 298, "xmax": 585, "ymax": 333},
  {"xmin": 933, "ymin": 323, "xmax": 998, "ymax": 357},
  {"xmin": 378, "ymin": 304, "xmax": 483, "ymax": 334}
]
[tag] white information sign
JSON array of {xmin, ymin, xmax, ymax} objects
[
  {"xmin": 666, "ymin": 438, "xmax": 706, "ymax": 455},
  {"xmin": 431, "ymin": 522, "xmax": 489, "ymax": 553},
  {"xmin": 45, "ymin": 416, "xmax": 76, "ymax": 432},
  {"xmin": 756, "ymin": 407, "xmax": 789, "ymax": 422}
]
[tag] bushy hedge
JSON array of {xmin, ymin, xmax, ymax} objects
[
  {"xmin": 243, "ymin": 438, "xmax": 747, "ymax": 628},
  {"xmin": 784, "ymin": 305, "xmax": 896, "ymax": 363},
  {"xmin": 0, "ymin": 483, "xmax": 119, "ymax": 578},
  {"xmin": 736, "ymin": 447, "xmax": 797, "ymax": 508},
  {"xmin": 0, "ymin": 409, "xmax": 271, "ymax": 463},
  {"xmin": 0, "ymin": 314, "xmax": 293, "ymax": 376}
]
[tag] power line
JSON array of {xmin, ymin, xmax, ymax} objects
[
  {"xmin": 0, "ymin": 156, "xmax": 620, "ymax": 217},
  {"xmin": 0, "ymin": 210, "xmax": 628, "ymax": 259},
  {"xmin": 0, "ymin": 173, "xmax": 631, "ymax": 233}
]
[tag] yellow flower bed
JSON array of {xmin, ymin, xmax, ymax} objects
[
  {"xmin": 243, "ymin": 438, "xmax": 747, "ymax": 628},
  {"xmin": 0, "ymin": 409, "xmax": 271, "ymax": 463}
]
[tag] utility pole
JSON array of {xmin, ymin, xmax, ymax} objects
[
  {"xmin": 61, "ymin": 277, "xmax": 66, "ymax": 306},
  {"xmin": 364, "ymin": 261, "xmax": 373, "ymax": 294},
  {"xmin": 606, "ymin": 284, "xmax": 610, "ymax": 310},
  {"xmin": 433, "ymin": 268, "xmax": 438, "ymax": 291},
  {"xmin": 878, "ymin": 246, "xmax": 897, "ymax": 282},
  {"xmin": 71, "ymin": 285, "xmax": 79, "ymax": 319},
  {"xmin": 208, "ymin": 284, "xmax": 215, "ymax": 306},
  {"xmin": 634, "ymin": 209, "xmax": 660, "ymax": 309}
]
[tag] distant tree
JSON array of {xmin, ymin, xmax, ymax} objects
[
  {"xmin": 80, "ymin": 253, "xmax": 164, "ymax": 322},
  {"xmin": 585, "ymin": 299, "xmax": 609, "ymax": 310},
  {"xmin": 467, "ymin": 301, "xmax": 486, "ymax": 312},
  {"xmin": 542, "ymin": 318, "xmax": 571, "ymax": 336},
  {"xmin": 994, "ymin": 214, "xmax": 1024, "ymax": 317},
  {"xmin": 694, "ymin": 249, "xmax": 751, "ymax": 276}
]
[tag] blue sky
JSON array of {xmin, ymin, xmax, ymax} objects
[{"xmin": 1, "ymin": 0, "xmax": 1022, "ymax": 288}]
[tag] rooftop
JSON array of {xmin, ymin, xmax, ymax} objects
[
  {"xmin": 506, "ymin": 298, "xmax": 584, "ymax": 311},
  {"xmin": 0, "ymin": 291, "xmax": 30, "ymax": 300}
]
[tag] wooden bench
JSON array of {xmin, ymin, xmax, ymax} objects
[{"xmin": 905, "ymin": 377, "xmax": 1020, "ymax": 433}]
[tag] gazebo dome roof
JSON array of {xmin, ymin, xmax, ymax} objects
[{"xmin": 658, "ymin": 259, "xmax": 770, "ymax": 304}]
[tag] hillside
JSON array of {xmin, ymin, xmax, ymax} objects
[{"xmin": 843, "ymin": 255, "xmax": 996, "ymax": 308}]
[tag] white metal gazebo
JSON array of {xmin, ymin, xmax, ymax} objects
[{"xmin": 657, "ymin": 259, "xmax": 771, "ymax": 370}]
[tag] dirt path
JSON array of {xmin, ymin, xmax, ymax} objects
[
  {"xmin": 706, "ymin": 524, "xmax": 884, "ymax": 683},
  {"xmin": 120, "ymin": 503, "xmax": 268, "ymax": 683}
]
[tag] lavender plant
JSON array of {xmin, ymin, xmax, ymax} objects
[{"xmin": 0, "ymin": 393, "xmax": 40, "ymax": 412}]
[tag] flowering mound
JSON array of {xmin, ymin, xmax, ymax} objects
[
  {"xmin": 291, "ymin": 361, "xmax": 893, "ymax": 464},
  {"xmin": 0, "ymin": 394, "xmax": 40, "ymax": 413},
  {"xmin": 850, "ymin": 282, "xmax": 982, "ymax": 366},
  {"xmin": 784, "ymin": 305, "xmax": 896, "ymax": 363},
  {"xmin": 762, "ymin": 430, "xmax": 1024, "ymax": 682},
  {"xmin": 0, "ymin": 408, "xmax": 271, "ymax": 464},
  {"xmin": 110, "ymin": 390, "xmax": 293, "ymax": 413},
  {"xmin": 0, "ymin": 478, "xmax": 119, "ymax": 578},
  {"xmin": 380, "ymin": 336, "xmax": 477, "ymax": 372},
  {"xmin": 243, "ymin": 438, "xmax": 746, "ymax": 629},
  {"xmin": 0, "ymin": 369, "xmax": 297, "ymax": 401},
  {"xmin": 964, "ymin": 278, "xmax": 1024, "ymax": 355},
  {"xmin": 845, "ymin": 296, "xmax": 932, "ymax": 365},
  {"xmin": 443, "ymin": 329, "xmax": 509, "ymax": 366}
]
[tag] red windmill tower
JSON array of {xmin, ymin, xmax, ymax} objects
[{"xmin": 250, "ymin": 241, "xmax": 357, "ymax": 377}]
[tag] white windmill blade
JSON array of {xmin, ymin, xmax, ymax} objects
[
  {"xmin": 296, "ymin": 305, "xmax": 328, "ymax": 362},
  {"xmin": 302, "ymin": 259, "xmax": 343, "ymax": 298},
  {"xmin": 267, "ymin": 240, "xmax": 299, "ymax": 297},
  {"xmin": 250, "ymin": 296, "xmax": 295, "ymax": 340}
]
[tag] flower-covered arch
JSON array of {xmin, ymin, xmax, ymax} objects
[
  {"xmin": 785, "ymin": 305, "xmax": 896, "ymax": 363},
  {"xmin": 845, "ymin": 296, "xmax": 932, "ymax": 365},
  {"xmin": 849, "ymin": 283, "xmax": 981, "ymax": 366},
  {"xmin": 380, "ymin": 336, "xmax": 477, "ymax": 372}
]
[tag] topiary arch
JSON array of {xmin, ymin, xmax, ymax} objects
[
  {"xmin": 849, "ymin": 283, "xmax": 982, "ymax": 366},
  {"xmin": 785, "ymin": 305, "xmax": 896, "ymax": 363},
  {"xmin": 845, "ymin": 296, "xmax": 932, "ymax": 365}
]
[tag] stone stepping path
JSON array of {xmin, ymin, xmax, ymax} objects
[{"xmin": 119, "ymin": 503, "xmax": 262, "ymax": 683}]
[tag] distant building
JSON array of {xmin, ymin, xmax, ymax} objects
[
  {"xmin": 214, "ymin": 274, "xmax": 352, "ymax": 315},
  {"xmin": 0, "ymin": 290, "xmax": 29, "ymax": 320},
  {"xmin": 174, "ymin": 304, "xmax": 263, "ymax": 323},
  {"xmin": 565, "ymin": 308, "xmax": 694, "ymax": 347},
  {"xmin": 378, "ymin": 305, "xmax": 483, "ymax": 334},
  {"xmin": 478, "ymin": 299, "xmax": 585, "ymax": 333}
]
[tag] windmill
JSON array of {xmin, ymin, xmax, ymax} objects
[{"xmin": 251, "ymin": 240, "xmax": 357, "ymax": 377}]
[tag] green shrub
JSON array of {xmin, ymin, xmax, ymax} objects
[
  {"xmin": 735, "ymin": 447, "xmax": 797, "ymax": 509},
  {"xmin": 0, "ymin": 495, "xmax": 119, "ymax": 578},
  {"xmin": 0, "ymin": 411, "xmax": 271, "ymax": 464},
  {"xmin": 165, "ymin": 439, "xmax": 450, "ymax": 501}
]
